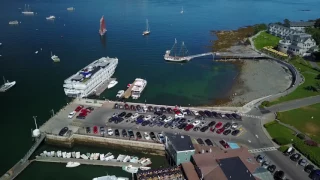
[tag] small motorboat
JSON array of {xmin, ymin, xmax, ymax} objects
[
  {"xmin": 99, "ymin": 154, "xmax": 105, "ymax": 161},
  {"xmin": 122, "ymin": 165, "xmax": 139, "ymax": 173},
  {"xmin": 140, "ymin": 158, "xmax": 152, "ymax": 166},
  {"xmin": 75, "ymin": 152, "xmax": 80, "ymax": 159},
  {"xmin": 107, "ymin": 80, "xmax": 118, "ymax": 89},
  {"xmin": 46, "ymin": 15, "xmax": 55, "ymax": 20},
  {"xmin": 116, "ymin": 90, "xmax": 124, "ymax": 98},
  {"xmin": 80, "ymin": 154, "xmax": 88, "ymax": 160},
  {"xmin": 71, "ymin": 152, "xmax": 76, "ymax": 158},
  {"xmin": 66, "ymin": 152, "xmax": 72, "ymax": 158},
  {"xmin": 57, "ymin": 151, "xmax": 62, "ymax": 158},
  {"xmin": 67, "ymin": 7, "xmax": 75, "ymax": 11},
  {"xmin": 66, "ymin": 162, "xmax": 80, "ymax": 168},
  {"xmin": 35, "ymin": 51, "xmax": 38, "ymax": 54},
  {"xmin": 130, "ymin": 156, "xmax": 139, "ymax": 163},
  {"xmin": 62, "ymin": 152, "xmax": 67, "ymax": 158}
]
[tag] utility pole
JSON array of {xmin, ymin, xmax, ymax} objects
[{"xmin": 33, "ymin": 116, "xmax": 38, "ymax": 129}]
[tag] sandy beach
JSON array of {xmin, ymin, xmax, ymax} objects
[{"xmin": 223, "ymin": 59, "xmax": 292, "ymax": 106}]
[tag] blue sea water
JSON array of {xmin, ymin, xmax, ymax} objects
[{"xmin": 0, "ymin": 0, "xmax": 319, "ymax": 179}]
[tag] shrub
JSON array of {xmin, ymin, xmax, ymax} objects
[
  {"xmin": 273, "ymin": 137, "xmax": 291, "ymax": 145},
  {"xmin": 261, "ymin": 101, "xmax": 270, "ymax": 107},
  {"xmin": 278, "ymin": 146, "xmax": 288, "ymax": 152},
  {"xmin": 294, "ymin": 140, "xmax": 320, "ymax": 167},
  {"xmin": 297, "ymin": 133, "xmax": 305, "ymax": 140},
  {"xmin": 305, "ymin": 140, "xmax": 318, "ymax": 147}
]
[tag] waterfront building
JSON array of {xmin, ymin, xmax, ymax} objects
[
  {"xmin": 289, "ymin": 21, "xmax": 315, "ymax": 32},
  {"xmin": 268, "ymin": 23, "xmax": 297, "ymax": 38},
  {"xmin": 181, "ymin": 144, "xmax": 273, "ymax": 180},
  {"xmin": 164, "ymin": 133, "xmax": 195, "ymax": 165},
  {"xmin": 278, "ymin": 33, "xmax": 318, "ymax": 56}
]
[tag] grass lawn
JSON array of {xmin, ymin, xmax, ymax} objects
[
  {"xmin": 268, "ymin": 57, "xmax": 320, "ymax": 106},
  {"xmin": 264, "ymin": 121, "xmax": 298, "ymax": 142},
  {"xmin": 253, "ymin": 31, "xmax": 281, "ymax": 50},
  {"xmin": 277, "ymin": 103, "xmax": 320, "ymax": 143}
]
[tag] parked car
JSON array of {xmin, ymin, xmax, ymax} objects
[
  {"xmin": 107, "ymin": 128, "xmax": 113, "ymax": 136},
  {"xmin": 219, "ymin": 140, "xmax": 230, "ymax": 149},
  {"xmin": 193, "ymin": 120, "xmax": 201, "ymax": 126},
  {"xmin": 148, "ymin": 106, "xmax": 154, "ymax": 111},
  {"xmin": 74, "ymin": 105, "xmax": 84, "ymax": 112},
  {"xmin": 231, "ymin": 130, "xmax": 240, "ymax": 136},
  {"xmin": 284, "ymin": 147, "xmax": 295, "ymax": 156},
  {"xmin": 167, "ymin": 107, "xmax": 173, "ymax": 113},
  {"xmin": 122, "ymin": 129, "xmax": 127, "ymax": 137},
  {"xmin": 159, "ymin": 115, "xmax": 166, "ymax": 121},
  {"xmin": 128, "ymin": 129, "xmax": 134, "ymax": 138},
  {"xmin": 160, "ymin": 107, "xmax": 166, "ymax": 113},
  {"xmin": 164, "ymin": 116, "xmax": 173, "ymax": 122},
  {"xmin": 205, "ymin": 139, "xmax": 213, "ymax": 146},
  {"xmin": 86, "ymin": 107, "xmax": 94, "ymax": 112},
  {"xmin": 86, "ymin": 127, "xmax": 91, "ymax": 133},
  {"xmin": 193, "ymin": 127, "xmax": 200, "ymax": 131},
  {"xmin": 125, "ymin": 113, "xmax": 133, "ymax": 119},
  {"xmin": 197, "ymin": 138, "xmax": 205, "ymax": 146},
  {"xmin": 274, "ymin": 170, "xmax": 285, "ymax": 180},
  {"xmin": 124, "ymin": 104, "xmax": 129, "ymax": 110},
  {"xmin": 195, "ymin": 115, "xmax": 205, "ymax": 120},
  {"xmin": 192, "ymin": 110, "xmax": 199, "ymax": 116},
  {"xmin": 198, "ymin": 111, "xmax": 205, "ymax": 116},
  {"xmin": 114, "ymin": 129, "xmax": 120, "ymax": 136},
  {"xmin": 215, "ymin": 122, "xmax": 223, "ymax": 129},
  {"xmin": 68, "ymin": 111, "xmax": 76, "ymax": 119},
  {"xmin": 223, "ymin": 122, "xmax": 231, "ymax": 129},
  {"xmin": 256, "ymin": 155, "xmax": 264, "ymax": 163},
  {"xmin": 184, "ymin": 124, "xmax": 194, "ymax": 131},
  {"xmin": 150, "ymin": 132, "xmax": 156, "ymax": 140},
  {"xmin": 154, "ymin": 111, "xmax": 162, "ymax": 116},
  {"xmin": 118, "ymin": 112, "xmax": 126, "ymax": 117},
  {"xmin": 298, "ymin": 158, "xmax": 308, "ymax": 167},
  {"xmin": 144, "ymin": 115, "xmax": 152, "ymax": 121},
  {"xmin": 131, "ymin": 113, "xmax": 139, "ymax": 119},
  {"xmin": 204, "ymin": 110, "xmax": 212, "ymax": 117},
  {"xmin": 225, "ymin": 113, "xmax": 233, "ymax": 119},
  {"xmin": 262, "ymin": 161, "xmax": 269, "ymax": 168},
  {"xmin": 208, "ymin": 121, "xmax": 216, "ymax": 127},
  {"xmin": 216, "ymin": 128, "xmax": 225, "ymax": 134},
  {"xmin": 59, "ymin": 127, "xmax": 68, "ymax": 136},
  {"xmin": 136, "ymin": 118, "xmax": 144, "ymax": 124},
  {"xmin": 136, "ymin": 105, "xmax": 141, "ymax": 110},
  {"xmin": 304, "ymin": 164, "xmax": 314, "ymax": 173},
  {"xmin": 100, "ymin": 127, "xmax": 105, "ymax": 135},
  {"xmin": 231, "ymin": 123, "xmax": 238, "ymax": 129},
  {"xmin": 93, "ymin": 126, "xmax": 98, "ymax": 134},
  {"xmin": 136, "ymin": 132, "xmax": 142, "ymax": 139},
  {"xmin": 130, "ymin": 105, "xmax": 136, "ymax": 111},
  {"xmin": 231, "ymin": 113, "xmax": 242, "ymax": 120},
  {"xmin": 158, "ymin": 133, "xmax": 165, "ymax": 143},
  {"xmin": 200, "ymin": 126, "xmax": 209, "ymax": 132},
  {"xmin": 223, "ymin": 129, "xmax": 231, "ymax": 135},
  {"xmin": 267, "ymin": 164, "xmax": 276, "ymax": 173},
  {"xmin": 144, "ymin": 132, "xmax": 151, "ymax": 140},
  {"xmin": 114, "ymin": 103, "xmax": 119, "ymax": 109},
  {"xmin": 290, "ymin": 153, "xmax": 301, "ymax": 162},
  {"xmin": 178, "ymin": 123, "xmax": 187, "ymax": 129},
  {"xmin": 141, "ymin": 120, "xmax": 150, "ymax": 126}
]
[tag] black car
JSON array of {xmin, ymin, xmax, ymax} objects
[
  {"xmin": 211, "ymin": 111, "xmax": 218, "ymax": 117},
  {"xmin": 223, "ymin": 122, "xmax": 231, "ymax": 129},
  {"xmin": 136, "ymin": 132, "xmax": 142, "ymax": 139},
  {"xmin": 223, "ymin": 129, "xmax": 232, "ymax": 135},
  {"xmin": 304, "ymin": 164, "xmax": 314, "ymax": 173},
  {"xmin": 167, "ymin": 107, "xmax": 173, "ymax": 113},
  {"xmin": 198, "ymin": 111, "xmax": 205, "ymax": 116},
  {"xmin": 154, "ymin": 111, "xmax": 162, "ymax": 116},
  {"xmin": 164, "ymin": 123, "xmax": 170, "ymax": 128},
  {"xmin": 231, "ymin": 113, "xmax": 242, "ymax": 120},
  {"xmin": 208, "ymin": 121, "xmax": 216, "ymax": 127},
  {"xmin": 108, "ymin": 117, "xmax": 114, "ymax": 122},
  {"xmin": 128, "ymin": 130, "xmax": 134, "ymax": 138},
  {"xmin": 122, "ymin": 129, "xmax": 128, "ymax": 137},
  {"xmin": 197, "ymin": 138, "xmax": 205, "ymax": 146},
  {"xmin": 178, "ymin": 118, "xmax": 186, "ymax": 124},
  {"xmin": 193, "ymin": 127, "xmax": 200, "ymax": 131},
  {"xmin": 114, "ymin": 103, "xmax": 118, "ymax": 109},
  {"xmin": 136, "ymin": 105, "xmax": 141, "ymax": 111},
  {"xmin": 76, "ymin": 115, "xmax": 85, "ymax": 119},
  {"xmin": 153, "ymin": 107, "xmax": 159, "ymax": 112},
  {"xmin": 204, "ymin": 110, "xmax": 212, "ymax": 117},
  {"xmin": 195, "ymin": 115, "xmax": 205, "ymax": 120},
  {"xmin": 205, "ymin": 139, "xmax": 213, "ymax": 146},
  {"xmin": 86, "ymin": 107, "xmax": 94, "ymax": 111},
  {"xmin": 114, "ymin": 129, "xmax": 120, "ymax": 136},
  {"xmin": 267, "ymin": 164, "xmax": 276, "ymax": 173},
  {"xmin": 130, "ymin": 105, "xmax": 136, "ymax": 111},
  {"xmin": 159, "ymin": 115, "xmax": 166, "ymax": 121},
  {"xmin": 216, "ymin": 113, "xmax": 222, "ymax": 118},
  {"xmin": 184, "ymin": 109, "xmax": 192, "ymax": 115},
  {"xmin": 59, "ymin": 127, "xmax": 68, "ymax": 136},
  {"xmin": 225, "ymin": 113, "xmax": 233, "ymax": 119},
  {"xmin": 200, "ymin": 126, "xmax": 209, "ymax": 132},
  {"xmin": 86, "ymin": 127, "xmax": 91, "ymax": 133},
  {"xmin": 148, "ymin": 106, "xmax": 153, "ymax": 111},
  {"xmin": 141, "ymin": 120, "xmax": 150, "ymax": 126},
  {"xmin": 137, "ymin": 115, "xmax": 145, "ymax": 119},
  {"xmin": 118, "ymin": 112, "xmax": 126, "ymax": 117},
  {"xmin": 290, "ymin": 153, "xmax": 301, "ymax": 162},
  {"xmin": 124, "ymin": 113, "xmax": 132, "ymax": 119},
  {"xmin": 231, "ymin": 130, "xmax": 240, "ymax": 136},
  {"xmin": 178, "ymin": 123, "xmax": 187, "ymax": 129},
  {"xmin": 274, "ymin": 170, "xmax": 285, "ymax": 180},
  {"xmin": 150, "ymin": 132, "xmax": 156, "ymax": 140},
  {"xmin": 160, "ymin": 107, "xmax": 166, "ymax": 113}
]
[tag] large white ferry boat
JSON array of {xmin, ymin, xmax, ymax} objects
[
  {"xmin": 131, "ymin": 78, "xmax": 147, "ymax": 99},
  {"xmin": 63, "ymin": 57, "xmax": 118, "ymax": 97}
]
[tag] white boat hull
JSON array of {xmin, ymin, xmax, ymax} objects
[{"xmin": 66, "ymin": 162, "xmax": 80, "ymax": 168}]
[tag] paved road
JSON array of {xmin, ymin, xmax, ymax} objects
[{"xmin": 266, "ymin": 95, "xmax": 320, "ymax": 112}]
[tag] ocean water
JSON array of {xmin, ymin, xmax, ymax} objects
[{"xmin": 0, "ymin": 0, "xmax": 320, "ymax": 179}]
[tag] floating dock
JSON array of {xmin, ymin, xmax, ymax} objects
[
  {"xmin": 35, "ymin": 156, "xmax": 141, "ymax": 167},
  {"xmin": 122, "ymin": 79, "xmax": 138, "ymax": 99},
  {"xmin": 95, "ymin": 78, "xmax": 116, "ymax": 96}
]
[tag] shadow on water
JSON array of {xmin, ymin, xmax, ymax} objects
[{"xmin": 100, "ymin": 34, "xmax": 107, "ymax": 48}]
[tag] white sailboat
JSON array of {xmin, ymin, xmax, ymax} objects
[
  {"xmin": 66, "ymin": 162, "xmax": 80, "ymax": 168},
  {"xmin": 22, "ymin": 4, "xmax": 34, "ymax": 15},
  {"xmin": 123, "ymin": 155, "xmax": 131, "ymax": 162},
  {"xmin": 66, "ymin": 152, "xmax": 72, "ymax": 158},
  {"xmin": 180, "ymin": 6, "xmax": 184, "ymax": 14},
  {"xmin": 107, "ymin": 80, "xmax": 118, "ymax": 89},
  {"xmin": 51, "ymin": 151, "xmax": 55, "ymax": 157},
  {"xmin": 46, "ymin": 16, "xmax": 55, "ymax": 20},
  {"xmin": 142, "ymin": 19, "xmax": 150, "ymax": 36},
  {"xmin": 99, "ymin": 154, "xmax": 105, "ymax": 161},
  {"xmin": 9, "ymin": 20, "xmax": 19, "ymax": 25},
  {"xmin": 76, "ymin": 152, "xmax": 81, "ymax": 159},
  {"xmin": 81, "ymin": 154, "xmax": 88, "ymax": 160},
  {"xmin": 51, "ymin": 51, "xmax": 60, "ymax": 62},
  {"xmin": 67, "ymin": 7, "xmax": 75, "ymax": 11},
  {"xmin": 71, "ymin": 152, "xmax": 76, "ymax": 158},
  {"xmin": 57, "ymin": 151, "xmax": 62, "ymax": 157},
  {"xmin": 0, "ymin": 76, "xmax": 16, "ymax": 92},
  {"xmin": 62, "ymin": 152, "xmax": 67, "ymax": 158}
]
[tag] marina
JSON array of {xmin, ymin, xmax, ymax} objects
[
  {"xmin": 95, "ymin": 78, "xmax": 117, "ymax": 96},
  {"xmin": 122, "ymin": 78, "xmax": 147, "ymax": 99}
]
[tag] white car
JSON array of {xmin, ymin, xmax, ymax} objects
[
  {"xmin": 192, "ymin": 110, "xmax": 199, "ymax": 116},
  {"xmin": 144, "ymin": 132, "xmax": 151, "ymax": 140},
  {"xmin": 131, "ymin": 113, "xmax": 139, "ymax": 119},
  {"xmin": 158, "ymin": 133, "xmax": 165, "ymax": 143},
  {"xmin": 68, "ymin": 111, "xmax": 76, "ymax": 119},
  {"xmin": 231, "ymin": 123, "xmax": 238, "ymax": 129},
  {"xmin": 144, "ymin": 115, "xmax": 152, "ymax": 121},
  {"xmin": 143, "ymin": 106, "xmax": 148, "ymax": 112},
  {"xmin": 193, "ymin": 120, "xmax": 201, "ymax": 126},
  {"xmin": 107, "ymin": 128, "xmax": 113, "ymax": 136},
  {"xmin": 164, "ymin": 116, "xmax": 173, "ymax": 122},
  {"xmin": 175, "ymin": 114, "xmax": 184, "ymax": 118},
  {"xmin": 112, "ymin": 113, "xmax": 118, "ymax": 117}
]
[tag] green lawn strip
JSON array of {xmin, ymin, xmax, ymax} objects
[
  {"xmin": 277, "ymin": 103, "xmax": 320, "ymax": 143},
  {"xmin": 268, "ymin": 58, "xmax": 320, "ymax": 106},
  {"xmin": 265, "ymin": 121, "xmax": 320, "ymax": 167},
  {"xmin": 253, "ymin": 32, "xmax": 281, "ymax": 50}
]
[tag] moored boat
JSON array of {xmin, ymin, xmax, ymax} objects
[
  {"xmin": 140, "ymin": 166, "xmax": 151, "ymax": 170},
  {"xmin": 99, "ymin": 154, "xmax": 105, "ymax": 161},
  {"xmin": 67, "ymin": 7, "xmax": 75, "ymax": 11},
  {"xmin": 72, "ymin": 152, "xmax": 76, "ymax": 158},
  {"xmin": 0, "ymin": 76, "xmax": 16, "ymax": 92},
  {"xmin": 140, "ymin": 158, "xmax": 152, "ymax": 166},
  {"xmin": 122, "ymin": 165, "xmax": 139, "ymax": 173},
  {"xmin": 81, "ymin": 154, "xmax": 88, "ymax": 160},
  {"xmin": 46, "ymin": 15, "xmax": 55, "ymax": 20},
  {"xmin": 107, "ymin": 80, "xmax": 118, "ymax": 89},
  {"xmin": 116, "ymin": 90, "xmax": 124, "ymax": 98},
  {"xmin": 93, "ymin": 175, "xmax": 129, "ymax": 180},
  {"xmin": 99, "ymin": 16, "xmax": 107, "ymax": 36},
  {"xmin": 51, "ymin": 51, "xmax": 60, "ymax": 62},
  {"xmin": 9, "ymin": 20, "xmax": 19, "ymax": 25},
  {"xmin": 123, "ymin": 155, "xmax": 131, "ymax": 162},
  {"xmin": 66, "ymin": 152, "xmax": 72, "ymax": 158},
  {"xmin": 66, "ymin": 162, "xmax": 80, "ymax": 168},
  {"xmin": 51, "ymin": 151, "xmax": 55, "ymax": 157},
  {"xmin": 22, "ymin": 4, "xmax": 34, "ymax": 15},
  {"xmin": 62, "ymin": 152, "xmax": 67, "ymax": 158},
  {"xmin": 131, "ymin": 78, "xmax": 147, "ymax": 99},
  {"xmin": 142, "ymin": 19, "xmax": 150, "ymax": 36},
  {"xmin": 76, "ymin": 152, "xmax": 81, "ymax": 159},
  {"xmin": 130, "ymin": 156, "xmax": 139, "ymax": 163},
  {"xmin": 104, "ymin": 155, "xmax": 114, "ymax": 161},
  {"xmin": 57, "ymin": 151, "xmax": 62, "ymax": 157}
]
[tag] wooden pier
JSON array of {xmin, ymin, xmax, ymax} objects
[
  {"xmin": 95, "ymin": 78, "xmax": 116, "ymax": 96},
  {"xmin": 122, "ymin": 79, "xmax": 138, "ymax": 99},
  {"xmin": 35, "ymin": 156, "xmax": 141, "ymax": 167}
]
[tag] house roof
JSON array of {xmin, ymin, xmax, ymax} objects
[
  {"xmin": 290, "ymin": 21, "xmax": 315, "ymax": 27},
  {"xmin": 219, "ymin": 157, "xmax": 256, "ymax": 180},
  {"xmin": 181, "ymin": 162, "xmax": 200, "ymax": 180},
  {"xmin": 164, "ymin": 132, "xmax": 194, "ymax": 151}
]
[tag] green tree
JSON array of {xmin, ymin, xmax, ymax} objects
[
  {"xmin": 253, "ymin": 24, "xmax": 267, "ymax": 34},
  {"xmin": 315, "ymin": 18, "xmax": 320, "ymax": 28},
  {"xmin": 284, "ymin": 19, "xmax": 290, "ymax": 27},
  {"xmin": 316, "ymin": 74, "xmax": 320, "ymax": 80}
]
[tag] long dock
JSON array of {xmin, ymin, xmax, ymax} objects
[
  {"xmin": 95, "ymin": 78, "xmax": 116, "ymax": 96},
  {"xmin": 1, "ymin": 134, "xmax": 45, "ymax": 180},
  {"xmin": 35, "ymin": 156, "xmax": 141, "ymax": 167},
  {"xmin": 122, "ymin": 79, "xmax": 138, "ymax": 99}
]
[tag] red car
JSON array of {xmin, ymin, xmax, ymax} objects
[
  {"xmin": 93, "ymin": 126, "xmax": 98, "ymax": 134},
  {"xmin": 219, "ymin": 140, "xmax": 230, "ymax": 149},
  {"xmin": 75, "ymin": 105, "xmax": 84, "ymax": 112},
  {"xmin": 216, "ymin": 128, "xmax": 225, "ymax": 134},
  {"xmin": 184, "ymin": 124, "xmax": 194, "ymax": 131},
  {"xmin": 81, "ymin": 109, "xmax": 89, "ymax": 114},
  {"xmin": 79, "ymin": 111, "xmax": 88, "ymax": 117},
  {"xmin": 124, "ymin": 104, "xmax": 129, "ymax": 110},
  {"xmin": 215, "ymin": 122, "xmax": 223, "ymax": 129}
]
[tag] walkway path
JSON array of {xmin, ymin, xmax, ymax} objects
[{"xmin": 266, "ymin": 95, "xmax": 320, "ymax": 112}]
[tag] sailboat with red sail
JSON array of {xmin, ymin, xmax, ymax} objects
[{"xmin": 99, "ymin": 16, "xmax": 107, "ymax": 36}]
